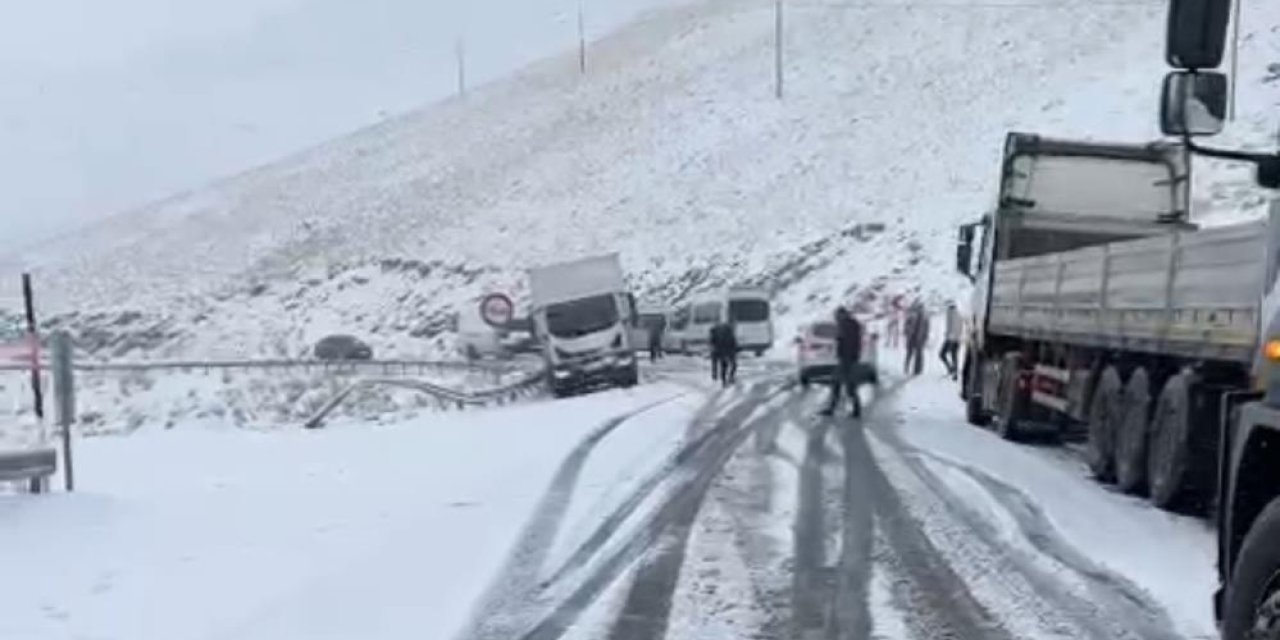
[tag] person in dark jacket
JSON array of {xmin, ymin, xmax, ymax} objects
[
  {"xmin": 709, "ymin": 321, "xmax": 738, "ymax": 387},
  {"xmin": 648, "ymin": 319, "xmax": 664, "ymax": 362},
  {"xmin": 820, "ymin": 306, "xmax": 863, "ymax": 418},
  {"xmin": 903, "ymin": 299, "xmax": 929, "ymax": 376}
]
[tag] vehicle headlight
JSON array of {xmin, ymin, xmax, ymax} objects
[{"xmin": 1259, "ymin": 338, "xmax": 1280, "ymax": 396}]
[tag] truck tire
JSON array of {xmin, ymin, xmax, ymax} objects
[
  {"xmin": 1147, "ymin": 371, "xmax": 1208, "ymax": 511},
  {"xmin": 964, "ymin": 353, "xmax": 991, "ymax": 427},
  {"xmin": 1115, "ymin": 367, "xmax": 1152, "ymax": 495},
  {"xmin": 1087, "ymin": 366, "xmax": 1123, "ymax": 482},
  {"xmin": 548, "ymin": 377, "xmax": 572, "ymax": 399},
  {"xmin": 995, "ymin": 353, "xmax": 1026, "ymax": 441},
  {"xmin": 1222, "ymin": 495, "xmax": 1280, "ymax": 640}
]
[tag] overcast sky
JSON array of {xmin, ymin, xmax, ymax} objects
[{"xmin": 0, "ymin": 0, "xmax": 678, "ymax": 253}]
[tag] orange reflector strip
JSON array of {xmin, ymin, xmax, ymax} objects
[{"xmin": 1266, "ymin": 340, "xmax": 1280, "ymax": 362}]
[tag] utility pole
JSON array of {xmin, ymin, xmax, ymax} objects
[
  {"xmin": 578, "ymin": 1, "xmax": 587, "ymax": 75},
  {"xmin": 774, "ymin": 0, "xmax": 784, "ymax": 99},
  {"xmin": 456, "ymin": 37, "xmax": 467, "ymax": 97}
]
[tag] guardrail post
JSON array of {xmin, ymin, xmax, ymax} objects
[{"xmin": 51, "ymin": 331, "xmax": 75, "ymax": 492}]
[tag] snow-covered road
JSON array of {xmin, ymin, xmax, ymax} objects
[
  {"xmin": 0, "ymin": 359, "xmax": 1218, "ymax": 640},
  {"xmin": 459, "ymin": 363, "xmax": 1218, "ymax": 640}
]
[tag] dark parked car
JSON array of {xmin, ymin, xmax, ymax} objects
[{"xmin": 314, "ymin": 334, "xmax": 373, "ymax": 361}]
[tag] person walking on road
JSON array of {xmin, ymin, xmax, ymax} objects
[
  {"xmin": 820, "ymin": 306, "xmax": 864, "ymax": 418},
  {"xmin": 648, "ymin": 319, "xmax": 664, "ymax": 362},
  {"xmin": 903, "ymin": 300, "xmax": 929, "ymax": 376},
  {"xmin": 886, "ymin": 295, "xmax": 904, "ymax": 348},
  {"xmin": 939, "ymin": 302, "xmax": 962, "ymax": 380},
  {"xmin": 709, "ymin": 321, "xmax": 738, "ymax": 387}
]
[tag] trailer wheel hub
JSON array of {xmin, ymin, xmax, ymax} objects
[{"xmin": 1250, "ymin": 573, "xmax": 1280, "ymax": 639}]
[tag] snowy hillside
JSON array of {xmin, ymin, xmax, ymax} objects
[{"xmin": 8, "ymin": 0, "xmax": 1280, "ymax": 361}]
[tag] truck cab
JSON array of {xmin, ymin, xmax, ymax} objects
[
  {"xmin": 528, "ymin": 253, "xmax": 640, "ymax": 397},
  {"xmin": 1157, "ymin": 0, "xmax": 1280, "ymax": 634}
]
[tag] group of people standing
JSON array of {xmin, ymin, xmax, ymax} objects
[
  {"xmin": 643, "ymin": 315, "xmax": 737, "ymax": 387},
  {"xmin": 890, "ymin": 297, "xmax": 963, "ymax": 380},
  {"xmin": 645, "ymin": 294, "xmax": 966, "ymax": 410}
]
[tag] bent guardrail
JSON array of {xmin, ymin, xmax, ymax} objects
[{"xmin": 302, "ymin": 368, "xmax": 549, "ymax": 429}]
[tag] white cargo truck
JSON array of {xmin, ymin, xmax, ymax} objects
[{"xmin": 528, "ymin": 253, "xmax": 639, "ymax": 397}]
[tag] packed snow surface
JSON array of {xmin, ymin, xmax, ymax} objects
[{"xmin": 0, "ymin": 383, "xmax": 693, "ymax": 640}]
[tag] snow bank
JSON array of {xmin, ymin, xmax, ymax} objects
[{"xmin": 0, "ymin": 382, "xmax": 683, "ymax": 640}]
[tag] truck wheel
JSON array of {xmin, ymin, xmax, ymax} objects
[
  {"xmin": 1115, "ymin": 367, "xmax": 1152, "ymax": 494},
  {"xmin": 1222, "ymin": 496, "xmax": 1280, "ymax": 640},
  {"xmin": 964, "ymin": 353, "xmax": 990, "ymax": 427},
  {"xmin": 995, "ymin": 353, "xmax": 1026, "ymax": 441},
  {"xmin": 1147, "ymin": 372, "xmax": 1207, "ymax": 511},
  {"xmin": 1087, "ymin": 366, "xmax": 1123, "ymax": 482}
]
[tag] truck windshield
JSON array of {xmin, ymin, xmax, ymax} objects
[
  {"xmin": 729, "ymin": 299, "xmax": 769, "ymax": 322},
  {"xmin": 546, "ymin": 295, "xmax": 619, "ymax": 338}
]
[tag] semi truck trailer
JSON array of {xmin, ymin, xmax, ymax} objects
[{"xmin": 957, "ymin": 130, "xmax": 1280, "ymax": 637}]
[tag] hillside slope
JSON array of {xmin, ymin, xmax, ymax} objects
[{"xmin": 11, "ymin": 0, "xmax": 1280, "ymax": 359}]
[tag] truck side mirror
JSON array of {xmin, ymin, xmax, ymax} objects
[
  {"xmin": 1165, "ymin": 0, "xmax": 1230, "ymax": 69},
  {"xmin": 1161, "ymin": 71, "xmax": 1227, "ymax": 136},
  {"xmin": 956, "ymin": 242, "xmax": 973, "ymax": 281},
  {"xmin": 956, "ymin": 225, "xmax": 975, "ymax": 282}
]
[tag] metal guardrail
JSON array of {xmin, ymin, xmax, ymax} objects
[
  {"xmin": 0, "ymin": 447, "xmax": 56, "ymax": 493},
  {"xmin": 303, "ymin": 367, "xmax": 549, "ymax": 429}
]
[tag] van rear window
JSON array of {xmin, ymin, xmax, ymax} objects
[
  {"xmin": 729, "ymin": 299, "xmax": 769, "ymax": 322},
  {"xmin": 810, "ymin": 322, "xmax": 837, "ymax": 339}
]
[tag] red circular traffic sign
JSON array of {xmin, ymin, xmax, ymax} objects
[{"xmin": 479, "ymin": 293, "xmax": 514, "ymax": 328}]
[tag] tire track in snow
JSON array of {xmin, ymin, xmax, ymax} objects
[
  {"xmin": 458, "ymin": 392, "xmax": 690, "ymax": 640},
  {"xmin": 792, "ymin": 413, "xmax": 840, "ymax": 639},
  {"xmin": 513, "ymin": 380, "xmax": 788, "ymax": 640},
  {"xmin": 853, "ymin": 427, "xmax": 1020, "ymax": 640},
  {"xmin": 541, "ymin": 382, "xmax": 768, "ymax": 587},
  {"xmin": 902, "ymin": 446, "xmax": 1185, "ymax": 640},
  {"xmin": 792, "ymin": 375, "xmax": 910, "ymax": 640},
  {"xmin": 604, "ymin": 385, "xmax": 801, "ymax": 640}
]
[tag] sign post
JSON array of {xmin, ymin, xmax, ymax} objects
[{"xmin": 51, "ymin": 331, "xmax": 74, "ymax": 492}]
